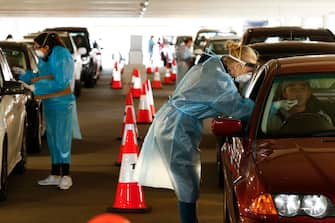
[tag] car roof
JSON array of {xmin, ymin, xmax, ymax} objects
[
  {"xmin": 0, "ymin": 41, "xmax": 29, "ymax": 49},
  {"xmin": 270, "ymin": 54, "xmax": 335, "ymax": 75},
  {"xmin": 24, "ymin": 31, "xmax": 70, "ymax": 39},
  {"xmin": 249, "ymin": 41, "xmax": 335, "ymax": 64},
  {"xmin": 44, "ymin": 27, "xmax": 88, "ymax": 33},
  {"xmin": 241, "ymin": 26, "xmax": 335, "ymax": 45},
  {"xmin": 208, "ymin": 35, "xmax": 240, "ymax": 40}
]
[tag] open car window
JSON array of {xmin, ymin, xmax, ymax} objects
[
  {"xmin": 260, "ymin": 73, "xmax": 335, "ymax": 137},
  {"xmin": 3, "ymin": 49, "xmax": 27, "ymax": 70}
]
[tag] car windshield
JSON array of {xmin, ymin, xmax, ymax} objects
[
  {"xmin": 60, "ymin": 36, "xmax": 74, "ymax": 54},
  {"xmin": 260, "ymin": 73, "xmax": 335, "ymax": 137},
  {"xmin": 3, "ymin": 48, "xmax": 27, "ymax": 70},
  {"xmin": 70, "ymin": 32, "xmax": 90, "ymax": 51},
  {"xmin": 207, "ymin": 39, "xmax": 239, "ymax": 55}
]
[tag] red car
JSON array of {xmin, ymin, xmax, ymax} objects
[{"xmin": 212, "ymin": 55, "xmax": 335, "ymax": 222}]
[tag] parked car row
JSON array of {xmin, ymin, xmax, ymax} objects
[{"xmin": 211, "ymin": 26, "xmax": 335, "ymax": 222}]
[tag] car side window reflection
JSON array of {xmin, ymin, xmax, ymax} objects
[{"xmin": 261, "ymin": 74, "xmax": 335, "ymax": 136}]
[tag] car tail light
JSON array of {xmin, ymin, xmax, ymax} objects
[{"xmin": 250, "ymin": 193, "xmax": 277, "ymax": 215}]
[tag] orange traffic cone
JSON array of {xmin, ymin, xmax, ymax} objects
[
  {"xmin": 87, "ymin": 213, "xmax": 130, "ymax": 223},
  {"xmin": 163, "ymin": 64, "xmax": 172, "ymax": 84},
  {"xmin": 117, "ymin": 107, "xmax": 139, "ymax": 165},
  {"xmin": 145, "ymin": 80, "xmax": 155, "ymax": 117},
  {"xmin": 131, "ymin": 68, "xmax": 141, "ymax": 98},
  {"xmin": 107, "ymin": 129, "xmax": 150, "ymax": 213},
  {"xmin": 119, "ymin": 91, "xmax": 139, "ymax": 140},
  {"xmin": 152, "ymin": 67, "xmax": 162, "ymax": 89},
  {"xmin": 137, "ymin": 83, "xmax": 152, "ymax": 124},
  {"xmin": 111, "ymin": 61, "xmax": 122, "ymax": 89},
  {"xmin": 171, "ymin": 58, "xmax": 177, "ymax": 81},
  {"xmin": 146, "ymin": 66, "xmax": 152, "ymax": 75}
]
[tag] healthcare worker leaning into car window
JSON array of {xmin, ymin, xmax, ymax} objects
[
  {"xmin": 19, "ymin": 32, "xmax": 75, "ymax": 190},
  {"xmin": 134, "ymin": 41, "xmax": 258, "ymax": 223}
]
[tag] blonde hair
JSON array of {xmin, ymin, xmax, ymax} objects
[{"xmin": 224, "ymin": 40, "xmax": 258, "ymax": 65}]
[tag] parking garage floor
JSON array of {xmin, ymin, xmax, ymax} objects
[{"xmin": 0, "ymin": 68, "xmax": 223, "ymax": 223}]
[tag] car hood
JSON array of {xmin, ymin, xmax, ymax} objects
[{"xmin": 255, "ymin": 138, "xmax": 335, "ymax": 199}]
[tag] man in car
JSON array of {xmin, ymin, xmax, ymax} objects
[{"xmin": 268, "ymin": 80, "xmax": 334, "ymax": 132}]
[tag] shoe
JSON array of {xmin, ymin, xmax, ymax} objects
[
  {"xmin": 38, "ymin": 175, "xmax": 61, "ymax": 186},
  {"xmin": 59, "ymin": 176, "xmax": 73, "ymax": 190}
]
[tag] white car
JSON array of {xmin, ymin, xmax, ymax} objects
[{"xmin": 0, "ymin": 48, "xmax": 28, "ymax": 201}]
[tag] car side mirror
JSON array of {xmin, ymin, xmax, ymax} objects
[
  {"xmin": 78, "ymin": 47, "xmax": 87, "ymax": 56},
  {"xmin": 0, "ymin": 80, "xmax": 25, "ymax": 95},
  {"xmin": 211, "ymin": 117, "xmax": 243, "ymax": 137}
]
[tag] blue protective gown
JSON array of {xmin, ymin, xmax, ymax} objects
[
  {"xmin": 20, "ymin": 46, "xmax": 75, "ymax": 164},
  {"xmin": 134, "ymin": 55, "xmax": 255, "ymax": 203}
]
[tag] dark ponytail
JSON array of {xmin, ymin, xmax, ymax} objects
[{"xmin": 34, "ymin": 32, "xmax": 65, "ymax": 50}]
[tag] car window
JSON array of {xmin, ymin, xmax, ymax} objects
[
  {"xmin": 60, "ymin": 36, "xmax": 74, "ymax": 54},
  {"xmin": 3, "ymin": 49, "xmax": 27, "ymax": 70},
  {"xmin": 260, "ymin": 74, "xmax": 335, "ymax": 137},
  {"xmin": 207, "ymin": 39, "xmax": 239, "ymax": 55},
  {"xmin": 70, "ymin": 32, "xmax": 90, "ymax": 51}
]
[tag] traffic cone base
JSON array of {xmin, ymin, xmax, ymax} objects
[
  {"xmin": 137, "ymin": 110, "xmax": 152, "ymax": 123},
  {"xmin": 152, "ymin": 67, "xmax": 162, "ymax": 89},
  {"xmin": 132, "ymin": 88, "xmax": 141, "ymax": 98},
  {"xmin": 108, "ymin": 144, "xmax": 150, "ymax": 213},
  {"xmin": 163, "ymin": 69, "xmax": 172, "ymax": 84}
]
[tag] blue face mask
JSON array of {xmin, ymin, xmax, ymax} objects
[{"xmin": 235, "ymin": 72, "xmax": 252, "ymax": 84}]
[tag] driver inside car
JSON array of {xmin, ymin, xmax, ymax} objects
[{"xmin": 268, "ymin": 80, "xmax": 334, "ymax": 132}]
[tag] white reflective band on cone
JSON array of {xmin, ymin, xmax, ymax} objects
[{"xmin": 119, "ymin": 154, "xmax": 138, "ymax": 183}]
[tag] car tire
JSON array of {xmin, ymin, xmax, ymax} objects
[
  {"xmin": 14, "ymin": 120, "xmax": 27, "ymax": 174},
  {"xmin": 74, "ymin": 79, "xmax": 81, "ymax": 97},
  {"xmin": 84, "ymin": 76, "xmax": 96, "ymax": 88},
  {"xmin": 223, "ymin": 184, "xmax": 230, "ymax": 223},
  {"xmin": 26, "ymin": 104, "xmax": 42, "ymax": 154},
  {"xmin": 0, "ymin": 138, "xmax": 8, "ymax": 201}
]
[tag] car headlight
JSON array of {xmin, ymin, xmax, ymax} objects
[
  {"xmin": 274, "ymin": 194, "xmax": 300, "ymax": 217},
  {"xmin": 302, "ymin": 195, "xmax": 328, "ymax": 218},
  {"xmin": 273, "ymin": 194, "xmax": 330, "ymax": 218}
]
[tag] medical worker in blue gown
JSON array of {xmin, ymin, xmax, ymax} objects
[
  {"xmin": 19, "ymin": 32, "xmax": 75, "ymax": 190},
  {"xmin": 134, "ymin": 40, "xmax": 258, "ymax": 223}
]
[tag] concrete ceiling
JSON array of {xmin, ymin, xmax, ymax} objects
[{"xmin": 1, "ymin": 0, "xmax": 335, "ymax": 18}]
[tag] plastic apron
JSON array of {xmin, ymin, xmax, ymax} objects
[{"xmin": 134, "ymin": 56, "xmax": 255, "ymax": 203}]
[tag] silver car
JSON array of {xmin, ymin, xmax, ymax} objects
[{"xmin": 0, "ymin": 48, "xmax": 28, "ymax": 201}]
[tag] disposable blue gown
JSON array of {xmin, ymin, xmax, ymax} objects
[
  {"xmin": 20, "ymin": 46, "xmax": 75, "ymax": 164},
  {"xmin": 134, "ymin": 56, "xmax": 254, "ymax": 203}
]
